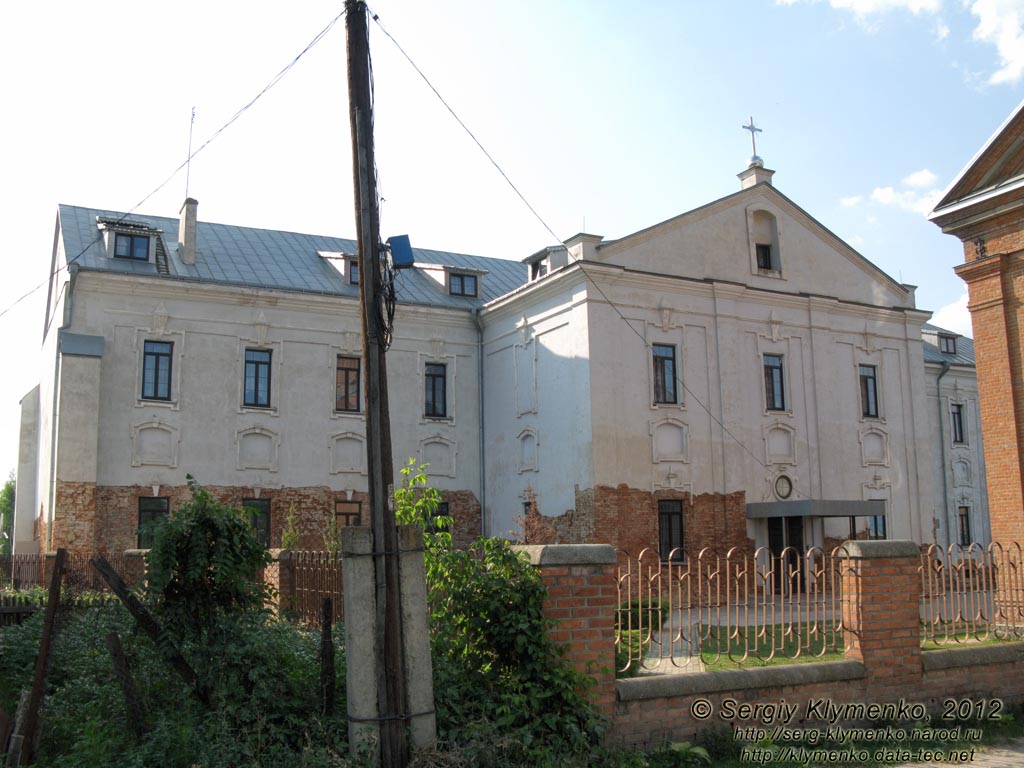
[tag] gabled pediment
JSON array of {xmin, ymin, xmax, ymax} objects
[
  {"xmin": 932, "ymin": 97, "xmax": 1024, "ymax": 223},
  {"xmin": 592, "ymin": 183, "xmax": 912, "ymax": 309}
]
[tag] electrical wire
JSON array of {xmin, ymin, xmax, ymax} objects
[
  {"xmin": 367, "ymin": 6, "xmax": 794, "ymax": 498},
  {"xmin": 0, "ymin": 5, "xmax": 348, "ymax": 323}
]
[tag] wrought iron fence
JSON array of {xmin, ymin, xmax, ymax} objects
[
  {"xmin": 292, "ymin": 551, "xmax": 344, "ymax": 628},
  {"xmin": 1, "ymin": 552, "xmax": 147, "ymax": 592},
  {"xmin": 615, "ymin": 546, "xmax": 852, "ymax": 674},
  {"xmin": 919, "ymin": 543, "xmax": 1024, "ymax": 645}
]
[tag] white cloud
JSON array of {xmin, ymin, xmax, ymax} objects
[
  {"xmin": 970, "ymin": 0, "xmax": 1024, "ymax": 84},
  {"xmin": 903, "ymin": 168, "xmax": 938, "ymax": 187},
  {"xmin": 840, "ymin": 194, "xmax": 863, "ymax": 206},
  {"xmin": 846, "ymin": 234, "xmax": 866, "ymax": 247},
  {"xmin": 931, "ymin": 291, "xmax": 974, "ymax": 337},
  {"xmin": 870, "ymin": 184, "xmax": 943, "ymax": 215},
  {"xmin": 936, "ymin": 19, "xmax": 951, "ymax": 39},
  {"xmin": 829, "ymin": 0, "xmax": 941, "ymax": 15}
]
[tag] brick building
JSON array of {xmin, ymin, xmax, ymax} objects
[
  {"xmin": 14, "ymin": 160, "xmax": 987, "ymax": 560},
  {"xmin": 930, "ymin": 98, "xmax": 1024, "ymax": 545}
]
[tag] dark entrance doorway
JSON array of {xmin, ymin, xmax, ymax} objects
[{"xmin": 767, "ymin": 516, "xmax": 805, "ymax": 593}]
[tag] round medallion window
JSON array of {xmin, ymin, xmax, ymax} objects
[{"xmin": 775, "ymin": 475, "xmax": 793, "ymax": 500}]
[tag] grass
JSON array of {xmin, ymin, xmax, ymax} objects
[{"xmin": 699, "ymin": 623, "xmax": 845, "ymax": 670}]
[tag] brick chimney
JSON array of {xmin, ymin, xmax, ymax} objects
[{"xmin": 178, "ymin": 198, "xmax": 198, "ymax": 264}]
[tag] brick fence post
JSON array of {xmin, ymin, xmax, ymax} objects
[
  {"xmin": 841, "ymin": 540, "xmax": 922, "ymax": 697},
  {"xmin": 515, "ymin": 544, "xmax": 618, "ymax": 720},
  {"xmin": 264, "ymin": 549, "xmax": 294, "ymax": 616}
]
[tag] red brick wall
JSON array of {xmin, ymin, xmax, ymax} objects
[
  {"xmin": 52, "ymin": 482, "xmax": 481, "ymax": 554},
  {"xmin": 516, "ymin": 485, "xmax": 753, "ymax": 559}
]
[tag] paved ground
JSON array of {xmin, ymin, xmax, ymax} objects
[{"xmin": 900, "ymin": 737, "xmax": 1024, "ymax": 767}]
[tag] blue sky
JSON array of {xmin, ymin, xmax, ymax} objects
[{"xmin": 0, "ymin": 0, "xmax": 1022, "ymax": 477}]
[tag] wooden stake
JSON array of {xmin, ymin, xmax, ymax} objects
[
  {"xmin": 321, "ymin": 597, "xmax": 335, "ymax": 717},
  {"xmin": 105, "ymin": 632, "xmax": 148, "ymax": 742},
  {"xmin": 90, "ymin": 556, "xmax": 210, "ymax": 705}
]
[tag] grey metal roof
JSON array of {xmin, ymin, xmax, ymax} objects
[
  {"xmin": 58, "ymin": 204, "xmax": 528, "ymax": 309},
  {"xmin": 922, "ymin": 322, "xmax": 975, "ymax": 367}
]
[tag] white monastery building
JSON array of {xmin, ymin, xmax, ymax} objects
[{"xmin": 13, "ymin": 160, "xmax": 987, "ymax": 561}]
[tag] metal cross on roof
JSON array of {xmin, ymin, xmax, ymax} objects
[{"xmin": 742, "ymin": 116, "xmax": 762, "ymax": 159}]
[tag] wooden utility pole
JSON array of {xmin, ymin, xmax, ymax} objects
[{"xmin": 345, "ymin": 2, "xmax": 408, "ymax": 766}]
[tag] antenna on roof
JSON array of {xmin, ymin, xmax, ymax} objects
[{"xmin": 185, "ymin": 107, "xmax": 196, "ymax": 199}]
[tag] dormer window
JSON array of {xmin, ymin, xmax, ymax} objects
[
  {"xmin": 348, "ymin": 259, "xmax": 359, "ymax": 285},
  {"xmin": 449, "ymin": 272, "xmax": 477, "ymax": 297},
  {"xmin": 115, "ymin": 233, "xmax": 150, "ymax": 261},
  {"xmin": 939, "ymin": 334, "xmax": 957, "ymax": 355},
  {"xmin": 530, "ymin": 260, "xmax": 548, "ymax": 280}
]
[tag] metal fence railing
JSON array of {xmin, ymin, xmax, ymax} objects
[
  {"xmin": 291, "ymin": 551, "xmax": 344, "ymax": 628},
  {"xmin": 615, "ymin": 546, "xmax": 852, "ymax": 674},
  {"xmin": 920, "ymin": 543, "xmax": 1024, "ymax": 645}
]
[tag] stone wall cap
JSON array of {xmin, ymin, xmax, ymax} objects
[
  {"xmin": 922, "ymin": 641, "xmax": 1024, "ymax": 671},
  {"xmin": 617, "ymin": 660, "xmax": 865, "ymax": 701},
  {"xmin": 514, "ymin": 543, "xmax": 617, "ymax": 566},
  {"xmin": 842, "ymin": 540, "xmax": 921, "ymax": 558}
]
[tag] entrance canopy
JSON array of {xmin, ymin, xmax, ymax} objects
[{"xmin": 746, "ymin": 499, "xmax": 886, "ymax": 519}]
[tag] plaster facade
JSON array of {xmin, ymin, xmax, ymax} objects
[{"xmin": 14, "ymin": 162, "xmax": 988, "ymax": 558}]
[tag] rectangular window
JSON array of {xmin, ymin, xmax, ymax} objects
[
  {"xmin": 348, "ymin": 260, "xmax": 359, "ymax": 285},
  {"xmin": 425, "ymin": 362, "xmax": 447, "ymax": 418},
  {"xmin": 958, "ymin": 506, "xmax": 972, "ymax": 546},
  {"xmin": 336, "ymin": 355, "xmax": 361, "ymax": 412},
  {"xmin": 115, "ymin": 233, "xmax": 149, "ymax": 261},
  {"xmin": 951, "ymin": 403, "xmax": 966, "ymax": 444},
  {"xmin": 652, "ymin": 344, "xmax": 678, "ymax": 404},
  {"xmin": 138, "ymin": 497, "xmax": 169, "ymax": 549},
  {"xmin": 449, "ymin": 273, "xmax": 478, "ymax": 297},
  {"xmin": 244, "ymin": 348, "xmax": 272, "ymax": 407},
  {"xmin": 142, "ymin": 340, "xmax": 173, "ymax": 400},
  {"xmin": 756, "ymin": 243, "xmax": 773, "ymax": 270},
  {"xmin": 764, "ymin": 354, "xmax": 786, "ymax": 411},
  {"xmin": 244, "ymin": 498, "xmax": 271, "ymax": 548},
  {"xmin": 428, "ymin": 501, "xmax": 451, "ymax": 534},
  {"xmin": 868, "ymin": 515, "xmax": 886, "ymax": 540},
  {"xmin": 530, "ymin": 261, "xmax": 548, "ymax": 280},
  {"xmin": 658, "ymin": 499, "xmax": 685, "ymax": 562},
  {"xmin": 939, "ymin": 334, "xmax": 957, "ymax": 354},
  {"xmin": 859, "ymin": 364, "xmax": 878, "ymax": 418},
  {"xmin": 335, "ymin": 501, "xmax": 361, "ymax": 527}
]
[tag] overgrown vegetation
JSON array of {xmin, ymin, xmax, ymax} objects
[{"xmin": 0, "ymin": 471, "xmax": 14, "ymax": 557}]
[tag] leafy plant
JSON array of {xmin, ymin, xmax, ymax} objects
[
  {"xmin": 280, "ymin": 502, "xmax": 300, "ymax": 549},
  {"xmin": 144, "ymin": 476, "xmax": 272, "ymax": 645},
  {"xmin": 322, "ymin": 510, "xmax": 343, "ymax": 554},
  {"xmin": 0, "ymin": 471, "xmax": 14, "ymax": 557},
  {"xmin": 394, "ymin": 458, "xmax": 448, "ymax": 552}
]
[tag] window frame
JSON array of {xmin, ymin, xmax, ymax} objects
[
  {"xmin": 652, "ymin": 344, "xmax": 678, "ymax": 405},
  {"xmin": 348, "ymin": 259, "xmax": 359, "ymax": 285},
  {"xmin": 658, "ymin": 499, "xmax": 685, "ymax": 563},
  {"xmin": 957, "ymin": 505, "xmax": 972, "ymax": 546},
  {"xmin": 243, "ymin": 498, "xmax": 271, "ymax": 548},
  {"xmin": 428, "ymin": 501, "xmax": 451, "ymax": 534},
  {"xmin": 449, "ymin": 272, "xmax": 478, "ymax": 297},
  {"xmin": 755, "ymin": 243, "xmax": 773, "ymax": 271},
  {"xmin": 530, "ymin": 260, "xmax": 548, "ymax": 280},
  {"xmin": 859, "ymin": 364, "xmax": 879, "ymax": 419},
  {"xmin": 137, "ymin": 497, "xmax": 169, "ymax": 549},
  {"xmin": 115, "ymin": 233, "xmax": 150, "ymax": 261},
  {"xmin": 951, "ymin": 403, "xmax": 966, "ymax": 444},
  {"xmin": 939, "ymin": 334, "xmax": 957, "ymax": 355},
  {"xmin": 335, "ymin": 355, "xmax": 361, "ymax": 413},
  {"xmin": 141, "ymin": 340, "xmax": 173, "ymax": 401},
  {"xmin": 868, "ymin": 515, "xmax": 887, "ymax": 540},
  {"xmin": 763, "ymin": 354, "xmax": 786, "ymax": 412},
  {"xmin": 335, "ymin": 500, "xmax": 362, "ymax": 527},
  {"xmin": 424, "ymin": 362, "xmax": 447, "ymax": 418},
  {"xmin": 244, "ymin": 348, "xmax": 273, "ymax": 408}
]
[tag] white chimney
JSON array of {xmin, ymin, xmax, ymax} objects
[{"xmin": 178, "ymin": 198, "xmax": 198, "ymax": 264}]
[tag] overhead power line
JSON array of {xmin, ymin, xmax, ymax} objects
[{"xmin": 0, "ymin": 5, "xmax": 347, "ymax": 323}]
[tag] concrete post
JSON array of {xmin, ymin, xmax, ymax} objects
[
  {"xmin": 342, "ymin": 525, "xmax": 436, "ymax": 758},
  {"xmin": 264, "ymin": 549, "xmax": 294, "ymax": 617}
]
